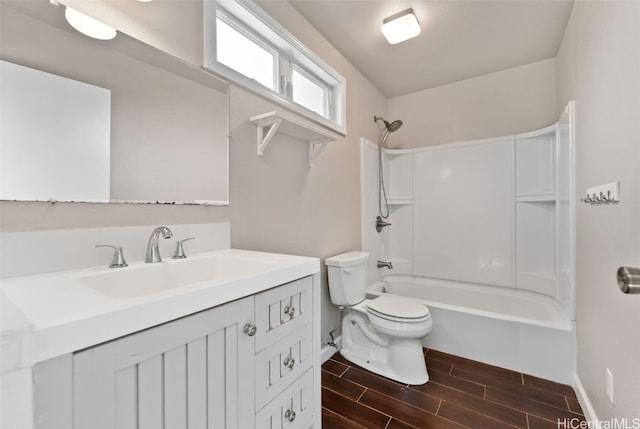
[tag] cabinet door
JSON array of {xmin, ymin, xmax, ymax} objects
[
  {"xmin": 73, "ymin": 297, "xmax": 254, "ymax": 429},
  {"xmin": 255, "ymin": 368, "xmax": 314, "ymax": 429},
  {"xmin": 254, "ymin": 276, "xmax": 312, "ymax": 353},
  {"xmin": 255, "ymin": 323, "xmax": 313, "ymax": 410}
]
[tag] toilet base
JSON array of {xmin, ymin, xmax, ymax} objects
[
  {"xmin": 340, "ymin": 311, "xmax": 429, "ymax": 385},
  {"xmin": 340, "ymin": 341, "xmax": 429, "ymax": 385}
]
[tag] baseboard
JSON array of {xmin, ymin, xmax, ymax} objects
[
  {"xmin": 574, "ymin": 373, "xmax": 599, "ymax": 423},
  {"xmin": 321, "ymin": 336, "xmax": 341, "ymax": 364}
]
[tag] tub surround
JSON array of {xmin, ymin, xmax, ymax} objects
[{"xmin": 361, "ymin": 112, "xmax": 576, "ymax": 384}]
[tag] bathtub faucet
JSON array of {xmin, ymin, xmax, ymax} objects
[
  {"xmin": 377, "ymin": 260, "xmax": 393, "ymax": 270},
  {"xmin": 376, "ymin": 216, "xmax": 391, "ymax": 233}
]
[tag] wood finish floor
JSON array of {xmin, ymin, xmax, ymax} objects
[{"xmin": 321, "ymin": 349, "xmax": 584, "ymax": 429}]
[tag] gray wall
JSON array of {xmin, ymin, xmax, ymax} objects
[
  {"xmin": 0, "ymin": 0, "xmax": 386, "ymax": 347},
  {"xmin": 387, "ymin": 58, "xmax": 558, "ymax": 148},
  {"xmin": 557, "ymin": 1, "xmax": 640, "ymax": 419}
]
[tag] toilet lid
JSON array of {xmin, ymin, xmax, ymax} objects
[{"xmin": 366, "ymin": 295, "xmax": 430, "ymax": 320}]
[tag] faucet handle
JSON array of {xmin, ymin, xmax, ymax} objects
[
  {"xmin": 96, "ymin": 245, "xmax": 128, "ymax": 268},
  {"xmin": 172, "ymin": 237, "xmax": 196, "ymax": 259}
]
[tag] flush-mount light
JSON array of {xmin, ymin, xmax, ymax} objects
[
  {"xmin": 64, "ymin": 6, "xmax": 117, "ymax": 40},
  {"xmin": 381, "ymin": 8, "xmax": 421, "ymax": 44}
]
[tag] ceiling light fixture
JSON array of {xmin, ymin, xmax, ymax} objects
[
  {"xmin": 64, "ymin": 6, "xmax": 117, "ymax": 40},
  {"xmin": 381, "ymin": 8, "xmax": 421, "ymax": 45}
]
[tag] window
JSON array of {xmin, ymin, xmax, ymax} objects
[
  {"xmin": 215, "ymin": 15, "xmax": 276, "ymax": 91},
  {"xmin": 204, "ymin": 0, "xmax": 346, "ymax": 135},
  {"xmin": 292, "ymin": 66, "xmax": 326, "ymax": 117}
]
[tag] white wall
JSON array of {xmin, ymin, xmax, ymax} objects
[
  {"xmin": 556, "ymin": 1, "xmax": 640, "ymax": 420},
  {"xmin": 387, "ymin": 59, "xmax": 558, "ymax": 148}
]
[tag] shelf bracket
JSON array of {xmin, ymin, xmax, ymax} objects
[
  {"xmin": 256, "ymin": 118, "xmax": 283, "ymax": 156},
  {"xmin": 308, "ymin": 139, "xmax": 330, "ymax": 167}
]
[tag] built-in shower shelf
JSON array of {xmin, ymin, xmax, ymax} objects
[
  {"xmin": 515, "ymin": 193, "xmax": 556, "ymax": 203},
  {"xmin": 250, "ymin": 110, "xmax": 340, "ymax": 167},
  {"xmin": 387, "ymin": 198, "xmax": 413, "ymax": 205}
]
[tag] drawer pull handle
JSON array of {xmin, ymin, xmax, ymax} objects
[
  {"xmin": 283, "ymin": 357, "xmax": 295, "ymax": 369},
  {"xmin": 243, "ymin": 323, "xmax": 257, "ymax": 336},
  {"xmin": 284, "ymin": 305, "xmax": 295, "ymax": 317},
  {"xmin": 284, "ymin": 409, "xmax": 296, "ymax": 422}
]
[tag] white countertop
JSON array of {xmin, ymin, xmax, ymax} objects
[{"xmin": 1, "ymin": 248, "xmax": 320, "ymax": 372}]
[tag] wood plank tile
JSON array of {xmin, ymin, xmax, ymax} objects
[
  {"xmin": 328, "ymin": 352, "xmax": 353, "ymax": 366},
  {"xmin": 566, "ymin": 396, "xmax": 584, "ymax": 415},
  {"xmin": 359, "ymin": 389, "xmax": 465, "ymax": 429},
  {"xmin": 437, "ymin": 401, "xmax": 519, "ymax": 429},
  {"xmin": 386, "ymin": 418, "xmax": 419, "ymax": 429},
  {"xmin": 322, "ymin": 358, "xmax": 350, "ymax": 376},
  {"xmin": 323, "ymin": 349, "xmax": 582, "ymax": 429},
  {"xmin": 425, "ymin": 356, "xmax": 454, "ymax": 374},
  {"xmin": 322, "ymin": 387, "xmax": 390, "ymax": 429},
  {"xmin": 322, "ymin": 370, "xmax": 366, "ymax": 401},
  {"xmin": 427, "ymin": 350, "xmax": 522, "ymax": 384},
  {"xmin": 486, "ymin": 386, "xmax": 584, "ymax": 422},
  {"xmin": 528, "ymin": 415, "xmax": 566, "ymax": 429},
  {"xmin": 343, "ymin": 367, "xmax": 440, "ymax": 414},
  {"xmin": 412, "ymin": 381, "xmax": 528, "ymax": 428},
  {"xmin": 322, "ymin": 407, "xmax": 368, "ymax": 429},
  {"xmin": 523, "ymin": 374, "xmax": 577, "ymax": 398},
  {"xmin": 486, "ymin": 380, "xmax": 569, "ymax": 410},
  {"xmin": 450, "ymin": 365, "xmax": 524, "ymax": 392},
  {"xmin": 428, "ymin": 369, "xmax": 485, "ymax": 397}
]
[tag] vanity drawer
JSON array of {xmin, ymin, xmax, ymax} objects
[
  {"xmin": 254, "ymin": 276, "xmax": 312, "ymax": 353},
  {"xmin": 255, "ymin": 368, "xmax": 314, "ymax": 429},
  {"xmin": 255, "ymin": 323, "xmax": 312, "ymax": 410}
]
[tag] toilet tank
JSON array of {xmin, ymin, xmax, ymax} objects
[{"xmin": 325, "ymin": 251, "xmax": 369, "ymax": 306}]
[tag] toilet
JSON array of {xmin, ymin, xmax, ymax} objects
[{"xmin": 325, "ymin": 251, "xmax": 432, "ymax": 385}]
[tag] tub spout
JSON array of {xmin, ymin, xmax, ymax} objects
[{"xmin": 377, "ymin": 260, "xmax": 393, "ymax": 270}]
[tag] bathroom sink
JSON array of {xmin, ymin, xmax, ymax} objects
[{"xmin": 76, "ymin": 254, "xmax": 279, "ymax": 299}]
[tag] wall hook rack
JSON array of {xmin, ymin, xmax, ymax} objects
[{"xmin": 580, "ymin": 181, "xmax": 620, "ymax": 205}]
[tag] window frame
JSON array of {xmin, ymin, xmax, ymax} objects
[
  {"xmin": 215, "ymin": 10, "xmax": 280, "ymax": 92},
  {"xmin": 204, "ymin": 0, "xmax": 346, "ymax": 136}
]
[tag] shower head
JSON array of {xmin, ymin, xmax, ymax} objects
[
  {"xmin": 386, "ymin": 119, "xmax": 403, "ymax": 132},
  {"xmin": 374, "ymin": 116, "xmax": 403, "ymax": 133}
]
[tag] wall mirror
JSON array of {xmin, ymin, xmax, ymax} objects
[{"xmin": 0, "ymin": 1, "xmax": 230, "ymax": 205}]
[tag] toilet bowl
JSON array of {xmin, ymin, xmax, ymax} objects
[{"xmin": 326, "ymin": 252, "xmax": 432, "ymax": 385}]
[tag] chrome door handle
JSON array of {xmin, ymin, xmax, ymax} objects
[
  {"xmin": 283, "ymin": 357, "xmax": 295, "ymax": 369},
  {"xmin": 284, "ymin": 305, "xmax": 295, "ymax": 317},
  {"xmin": 243, "ymin": 323, "xmax": 257, "ymax": 336},
  {"xmin": 284, "ymin": 409, "xmax": 296, "ymax": 422},
  {"xmin": 617, "ymin": 267, "xmax": 640, "ymax": 294}
]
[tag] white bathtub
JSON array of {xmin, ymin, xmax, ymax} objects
[{"xmin": 368, "ymin": 275, "xmax": 576, "ymax": 384}]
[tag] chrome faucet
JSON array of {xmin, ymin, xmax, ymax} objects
[
  {"xmin": 145, "ymin": 226, "xmax": 173, "ymax": 263},
  {"xmin": 377, "ymin": 260, "xmax": 393, "ymax": 269},
  {"xmin": 376, "ymin": 216, "xmax": 391, "ymax": 233}
]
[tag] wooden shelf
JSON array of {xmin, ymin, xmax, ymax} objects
[{"xmin": 249, "ymin": 111, "xmax": 340, "ymax": 167}]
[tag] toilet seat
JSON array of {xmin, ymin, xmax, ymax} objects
[{"xmin": 366, "ymin": 295, "xmax": 430, "ymax": 322}]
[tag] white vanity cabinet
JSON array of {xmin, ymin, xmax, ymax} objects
[{"xmin": 33, "ymin": 275, "xmax": 319, "ymax": 429}]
